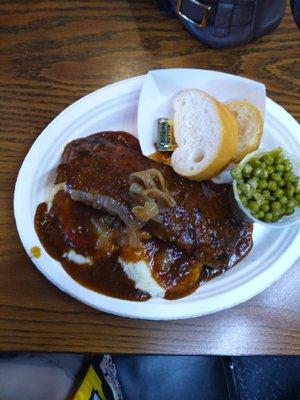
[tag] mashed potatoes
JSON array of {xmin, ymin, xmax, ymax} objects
[{"xmin": 119, "ymin": 258, "xmax": 166, "ymax": 298}]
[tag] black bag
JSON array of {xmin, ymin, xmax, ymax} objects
[{"xmin": 155, "ymin": 0, "xmax": 299, "ymax": 48}]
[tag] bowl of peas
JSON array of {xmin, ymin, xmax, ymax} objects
[{"xmin": 231, "ymin": 147, "xmax": 300, "ymax": 227}]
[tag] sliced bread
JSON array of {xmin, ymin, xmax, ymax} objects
[
  {"xmin": 225, "ymin": 100, "xmax": 263, "ymax": 163},
  {"xmin": 171, "ymin": 89, "xmax": 238, "ymax": 181}
]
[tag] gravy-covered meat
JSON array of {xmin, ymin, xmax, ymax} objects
[
  {"xmin": 57, "ymin": 132, "xmax": 252, "ymax": 269},
  {"xmin": 35, "ymin": 131, "xmax": 253, "ymax": 301}
]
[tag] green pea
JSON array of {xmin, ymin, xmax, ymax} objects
[
  {"xmin": 243, "ymin": 164, "xmax": 253, "ymax": 177},
  {"xmin": 272, "ymin": 215, "xmax": 280, "ymax": 223},
  {"xmin": 277, "ymin": 209, "xmax": 285, "ymax": 217},
  {"xmin": 261, "ymin": 204, "xmax": 270, "ymax": 213},
  {"xmin": 285, "ymin": 207, "xmax": 295, "ymax": 215},
  {"xmin": 257, "ymin": 210, "xmax": 265, "ymax": 219},
  {"xmin": 275, "ymin": 163, "xmax": 285, "ymax": 172},
  {"xmin": 271, "ymin": 173, "xmax": 281, "ymax": 183},
  {"xmin": 287, "ymin": 199, "xmax": 296, "ymax": 209},
  {"xmin": 231, "ymin": 168, "xmax": 242, "ymax": 180},
  {"xmin": 250, "ymin": 157, "xmax": 260, "ymax": 167},
  {"xmin": 241, "ymin": 183, "xmax": 252, "ymax": 195},
  {"xmin": 280, "ymin": 206, "xmax": 287, "ymax": 215},
  {"xmin": 248, "ymin": 178, "xmax": 258, "ymax": 189},
  {"xmin": 276, "ymin": 155, "xmax": 285, "ymax": 165},
  {"xmin": 240, "ymin": 195, "xmax": 248, "ymax": 206},
  {"xmin": 267, "ymin": 166, "xmax": 275, "ymax": 174},
  {"xmin": 268, "ymin": 180, "xmax": 277, "ymax": 191},
  {"xmin": 271, "ymin": 201, "xmax": 281, "ymax": 211},
  {"xmin": 252, "ymin": 213, "xmax": 260, "ymax": 219},
  {"xmin": 273, "ymin": 147, "xmax": 284, "ymax": 157},
  {"xmin": 270, "ymin": 195, "xmax": 276, "ymax": 201},
  {"xmin": 283, "ymin": 160, "xmax": 293, "ymax": 172},
  {"xmin": 279, "ymin": 195, "xmax": 288, "ymax": 205},
  {"xmin": 258, "ymin": 180, "xmax": 267, "ymax": 189},
  {"xmin": 264, "ymin": 212, "xmax": 273, "ymax": 222},
  {"xmin": 261, "ymin": 170, "xmax": 269, "ymax": 179},
  {"xmin": 295, "ymin": 193, "xmax": 300, "ymax": 204},
  {"xmin": 253, "ymin": 192, "xmax": 265, "ymax": 205},
  {"xmin": 249, "ymin": 202, "xmax": 260, "ymax": 213},
  {"xmin": 294, "ymin": 182, "xmax": 300, "ymax": 194},
  {"xmin": 278, "ymin": 179, "xmax": 285, "ymax": 188},
  {"xmin": 253, "ymin": 167, "xmax": 262, "ymax": 178},
  {"xmin": 273, "ymin": 209, "xmax": 283, "ymax": 220},
  {"xmin": 262, "ymin": 189, "xmax": 271, "ymax": 198},
  {"xmin": 263, "ymin": 155, "xmax": 274, "ymax": 165},
  {"xmin": 260, "ymin": 162, "xmax": 266, "ymax": 170},
  {"xmin": 286, "ymin": 184, "xmax": 294, "ymax": 199},
  {"xmin": 284, "ymin": 172, "xmax": 296, "ymax": 182},
  {"xmin": 274, "ymin": 188, "xmax": 283, "ymax": 198}
]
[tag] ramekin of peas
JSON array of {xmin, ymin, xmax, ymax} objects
[{"xmin": 231, "ymin": 148, "xmax": 300, "ymax": 227}]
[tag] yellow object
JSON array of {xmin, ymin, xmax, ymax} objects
[
  {"xmin": 73, "ymin": 365, "xmax": 107, "ymax": 400},
  {"xmin": 30, "ymin": 246, "xmax": 41, "ymax": 258}
]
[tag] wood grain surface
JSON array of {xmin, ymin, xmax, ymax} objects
[{"xmin": 0, "ymin": 0, "xmax": 299, "ymax": 354}]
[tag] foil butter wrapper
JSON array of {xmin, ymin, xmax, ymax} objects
[{"xmin": 156, "ymin": 118, "xmax": 177, "ymax": 152}]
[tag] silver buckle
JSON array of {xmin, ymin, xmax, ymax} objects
[{"xmin": 176, "ymin": 0, "xmax": 211, "ymax": 29}]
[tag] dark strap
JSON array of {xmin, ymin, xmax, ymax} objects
[
  {"xmin": 163, "ymin": 0, "xmax": 255, "ymax": 31},
  {"xmin": 213, "ymin": 0, "xmax": 234, "ymax": 37}
]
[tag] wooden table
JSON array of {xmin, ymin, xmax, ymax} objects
[{"xmin": 1, "ymin": 1, "xmax": 299, "ymax": 355}]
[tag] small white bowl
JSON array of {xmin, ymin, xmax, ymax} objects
[{"xmin": 232, "ymin": 149, "xmax": 300, "ymax": 228}]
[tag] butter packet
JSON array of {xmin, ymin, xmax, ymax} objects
[
  {"xmin": 73, "ymin": 355, "xmax": 123, "ymax": 400},
  {"xmin": 156, "ymin": 118, "xmax": 176, "ymax": 152}
]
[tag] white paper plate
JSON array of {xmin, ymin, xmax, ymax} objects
[{"xmin": 14, "ymin": 71, "xmax": 300, "ymax": 320}]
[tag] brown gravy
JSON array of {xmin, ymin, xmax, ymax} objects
[
  {"xmin": 34, "ymin": 132, "xmax": 253, "ymax": 301},
  {"xmin": 35, "ymin": 191, "xmax": 149, "ymax": 301}
]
